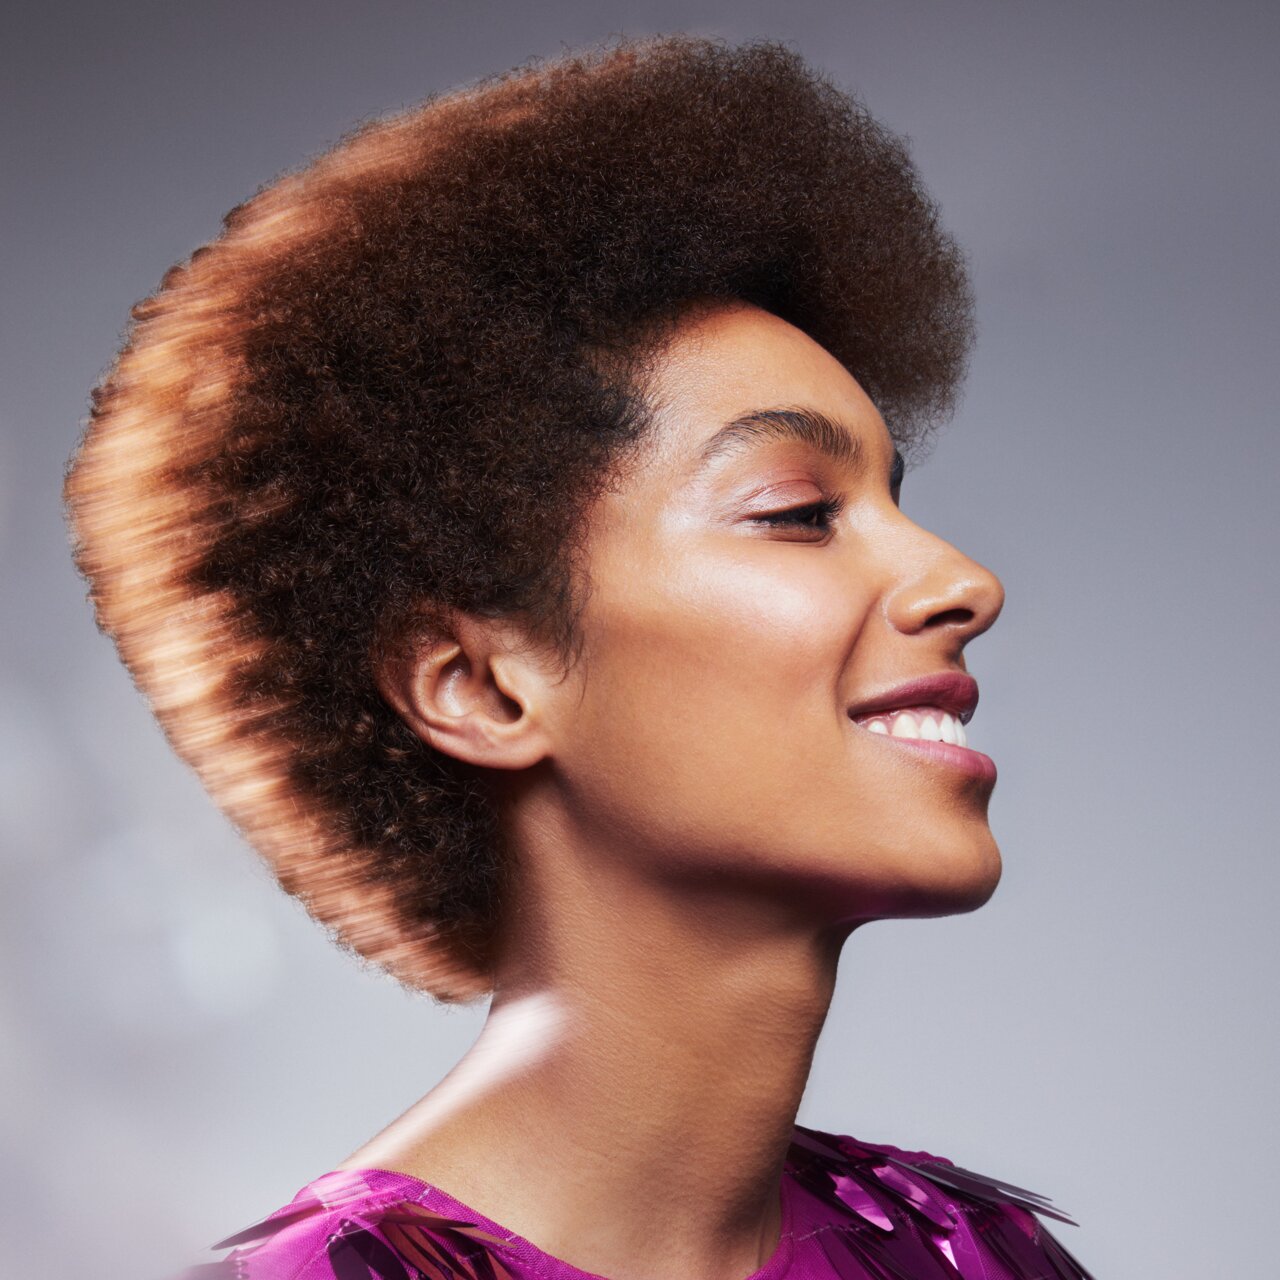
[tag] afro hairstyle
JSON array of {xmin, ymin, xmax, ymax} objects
[{"xmin": 64, "ymin": 35, "xmax": 974, "ymax": 1002}]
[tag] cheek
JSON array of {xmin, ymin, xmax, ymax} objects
[
  {"xmin": 562, "ymin": 547, "xmax": 870, "ymax": 842},
  {"xmin": 594, "ymin": 547, "xmax": 858, "ymax": 717}
]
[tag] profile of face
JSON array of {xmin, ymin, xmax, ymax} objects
[
  {"xmin": 394, "ymin": 300, "xmax": 1006, "ymax": 944},
  {"xmin": 526, "ymin": 301, "xmax": 1006, "ymax": 931}
]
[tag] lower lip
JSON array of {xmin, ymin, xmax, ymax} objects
[{"xmin": 859, "ymin": 731, "xmax": 998, "ymax": 783}]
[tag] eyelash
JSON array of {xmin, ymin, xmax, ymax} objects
[{"xmin": 752, "ymin": 495, "xmax": 846, "ymax": 532}]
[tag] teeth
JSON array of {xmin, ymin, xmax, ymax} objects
[{"xmin": 856, "ymin": 706, "xmax": 971, "ymax": 748}]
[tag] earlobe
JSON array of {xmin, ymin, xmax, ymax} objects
[{"xmin": 375, "ymin": 617, "xmax": 554, "ymax": 771}]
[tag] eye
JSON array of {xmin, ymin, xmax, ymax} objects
[{"xmin": 750, "ymin": 495, "xmax": 845, "ymax": 534}]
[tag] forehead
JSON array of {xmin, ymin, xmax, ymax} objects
[{"xmin": 634, "ymin": 302, "xmax": 889, "ymax": 474}]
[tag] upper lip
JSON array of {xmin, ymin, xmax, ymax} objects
[{"xmin": 847, "ymin": 672, "xmax": 979, "ymax": 726}]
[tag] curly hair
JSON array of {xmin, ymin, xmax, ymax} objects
[{"xmin": 63, "ymin": 36, "xmax": 973, "ymax": 1002}]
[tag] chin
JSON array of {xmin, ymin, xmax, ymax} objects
[
  {"xmin": 852, "ymin": 829, "xmax": 1003, "ymax": 923},
  {"xmin": 911, "ymin": 835, "xmax": 1003, "ymax": 918},
  {"xmin": 813, "ymin": 845, "xmax": 1002, "ymax": 929}
]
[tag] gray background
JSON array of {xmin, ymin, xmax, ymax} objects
[{"xmin": 3, "ymin": 2, "xmax": 1277, "ymax": 1276}]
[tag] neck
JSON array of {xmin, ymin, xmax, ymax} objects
[{"xmin": 341, "ymin": 802, "xmax": 850, "ymax": 1280}]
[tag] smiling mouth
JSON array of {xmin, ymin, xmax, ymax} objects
[
  {"xmin": 848, "ymin": 702, "xmax": 996, "ymax": 783},
  {"xmin": 852, "ymin": 705, "xmax": 968, "ymax": 746},
  {"xmin": 845, "ymin": 672, "xmax": 992, "ymax": 781}
]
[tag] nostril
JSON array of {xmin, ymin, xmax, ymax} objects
[{"xmin": 927, "ymin": 607, "xmax": 975, "ymax": 629}]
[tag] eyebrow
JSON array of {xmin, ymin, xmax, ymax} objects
[{"xmin": 695, "ymin": 407, "xmax": 865, "ymax": 473}]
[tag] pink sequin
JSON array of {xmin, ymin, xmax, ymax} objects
[{"xmin": 178, "ymin": 1124, "xmax": 1094, "ymax": 1279}]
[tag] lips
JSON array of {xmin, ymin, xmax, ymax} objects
[
  {"xmin": 847, "ymin": 673, "xmax": 979, "ymax": 725},
  {"xmin": 847, "ymin": 673, "xmax": 995, "ymax": 783}
]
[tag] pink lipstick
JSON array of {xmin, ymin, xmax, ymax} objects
[{"xmin": 847, "ymin": 674, "xmax": 996, "ymax": 783}]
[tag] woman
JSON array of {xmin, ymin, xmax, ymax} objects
[{"xmin": 65, "ymin": 36, "xmax": 1094, "ymax": 1280}]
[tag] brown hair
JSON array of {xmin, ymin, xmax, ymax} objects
[{"xmin": 64, "ymin": 36, "xmax": 973, "ymax": 1002}]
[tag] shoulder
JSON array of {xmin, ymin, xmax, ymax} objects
[
  {"xmin": 174, "ymin": 1169, "xmax": 520, "ymax": 1280},
  {"xmin": 786, "ymin": 1123, "xmax": 1096, "ymax": 1279}
]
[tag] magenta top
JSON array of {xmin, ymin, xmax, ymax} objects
[{"xmin": 179, "ymin": 1124, "xmax": 1093, "ymax": 1279}]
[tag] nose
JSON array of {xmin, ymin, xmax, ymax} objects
[{"xmin": 882, "ymin": 521, "xmax": 1005, "ymax": 651}]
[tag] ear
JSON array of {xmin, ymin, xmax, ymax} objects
[{"xmin": 375, "ymin": 613, "xmax": 559, "ymax": 770}]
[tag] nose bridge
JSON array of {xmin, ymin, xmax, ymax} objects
[{"xmin": 879, "ymin": 509, "xmax": 1004, "ymax": 643}]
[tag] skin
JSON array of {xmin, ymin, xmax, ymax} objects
[{"xmin": 354, "ymin": 300, "xmax": 1005, "ymax": 1280}]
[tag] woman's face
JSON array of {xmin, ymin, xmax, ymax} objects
[{"xmin": 542, "ymin": 301, "xmax": 1005, "ymax": 927}]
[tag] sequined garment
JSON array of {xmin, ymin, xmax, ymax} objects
[{"xmin": 179, "ymin": 1124, "xmax": 1094, "ymax": 1279}]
